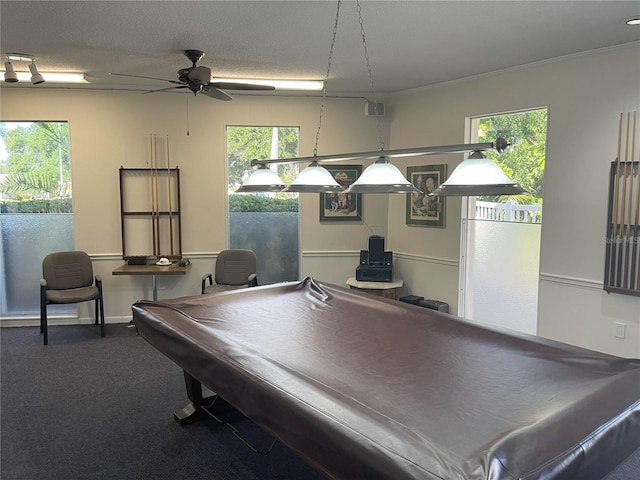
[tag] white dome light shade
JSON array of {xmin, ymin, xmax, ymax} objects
[
  {"xmin": 283, "ymin": 162, "xmax": 343, "ymax": 193},
  {"xmin": 344, "ymin": 157, "xmax": 421, "ymax": 194},
  {"xmin": 235, "ymin": 165, "xmax": 285, "ymax": 192},
  {"xmin": 430, "ymin": 151, "xmax": 526, "ymax": 196}
]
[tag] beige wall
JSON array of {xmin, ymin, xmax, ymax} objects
[
  {"xmin": 0, "ymin": 90, "xmax": 387, "ymax": 320},
  {"xmin": 2, "ymin": 43, "xmax": 639, "ymax": 358},
  {"xmin": 387, "ymin": 43, "xmax": 640, "ymax": 357}
]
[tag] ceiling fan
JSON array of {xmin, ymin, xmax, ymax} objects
[{"xmin": 110, "ymin": 49, "xmax": 275, "ymax": 101}]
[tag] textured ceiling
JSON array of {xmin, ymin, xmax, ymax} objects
[{"xmin": 1, "ymin": 1, "xmax": 639, "ymax": 97}]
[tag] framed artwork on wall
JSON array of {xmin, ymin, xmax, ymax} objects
[
  {"xmin": 405, "ymin": 164, "xmax": 446, "ymax": 227},
  {"xmin": 319, "ymin": 165, "xmax": 362, "ymax": 222}
]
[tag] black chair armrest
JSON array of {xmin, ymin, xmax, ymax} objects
[
  {"xmin": 201, "ymin": 273, "xmax": 214, "ymax": 294},
  {"xmin": 248, "ymin": 273, "xmax": 258, "ymax": 287}
]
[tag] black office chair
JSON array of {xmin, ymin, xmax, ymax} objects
[
  {"xmin": 40, "ymin": 251, "xmax": 105, "ymax": 345},
  {"xmin": 201, "ymin": 249, "xmax": 258, "ymax": 295}
]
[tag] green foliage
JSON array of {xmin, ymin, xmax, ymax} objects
[
  {"xmin": 0, "ymin": 198, "xmax": 72, "ymax": 213},
  {"xmin": 229, "ymin": 194, "xmax": 298, "ymax": 212},
  {"xmin": 0, "ymin": 121, "xmax": 71, "ymax": 200},
  {"xmin": 477, "ymin": 109, "xmax": 546, "ymax": 204},
  {"xmin": 226, "ymin": 126, "xmax": 300, "ymax": 194},
  {"xmin": 0, "ymin": 172, "xmax": 59, "ymax": 196}
]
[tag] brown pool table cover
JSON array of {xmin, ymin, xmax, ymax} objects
[{"xmin": 132, "ymin": 277, "xmax": 640, "ymax": 480}]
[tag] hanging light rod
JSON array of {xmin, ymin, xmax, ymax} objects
[
  {"xmin": 236, "ymin": 138, "xmax": 513, "ymax": 195},
  {"xmin": 252, "ymin": 139, "xmax": 505, "ymax": 167}
]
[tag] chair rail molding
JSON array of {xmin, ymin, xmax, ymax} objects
[{"xmin": 539, "ymin": 273, "xmax": 603, "ymax": 291}]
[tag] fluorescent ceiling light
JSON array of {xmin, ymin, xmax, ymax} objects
[
  {"xmin": 4, "ymin": 72, "xmax": 89, "ymax": 83},
  {"xmin": 625, "ymin": 16, "xmax": 640, "ymax": 25},
  {"xmin": 214, "ymin": 78, "xmax": 323, "ymax": 91}
]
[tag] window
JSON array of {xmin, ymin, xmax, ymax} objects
[
  {"xmin": 0, "ymin": 121, "xmax": 74, "ymax": 317},
  {"xmin": 226, "ymin": 126, "xmax": 300, "ymax": 284},
  {"xmin": 460, "ymin": 109, "xmax": 547, "ymax": 334}
]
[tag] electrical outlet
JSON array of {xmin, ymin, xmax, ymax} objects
[{"xmin": 614, "ymin": 322, "xmax": 626, "ymax": 339}]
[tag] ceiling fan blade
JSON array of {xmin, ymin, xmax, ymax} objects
[
  {"xmin": 211, "ymin": 82, "xmax": 275, "ymax": 91},
  {"xmin": 110, "ymin": 72, "xmax": 182, "ymax": 85},
  {"xmin": 142, "ymin": 85, "xmax": 188, "ymax": 94},
  {"xmin": 202, "ymin": 86, "xmax": 232, "ymax": 101},
  {"xmin": 188, "ymin": 66, "xmax": 211, "ymax": 84}
]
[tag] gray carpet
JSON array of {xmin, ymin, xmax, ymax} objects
[
  {"xmin": 0, "ymin": 324, "xmax": 324, "ymax": 480},
  {"xmin": 1, "ymin": 324, "xmax": 638, "ymax": 479}
]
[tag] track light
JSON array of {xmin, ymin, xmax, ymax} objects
[
  {"xmin": 29, "ymin": 62, "xmax": 45, "ymax": 84},
  {"xmin": 4, "ymin": 61, "xmax": 18, "ymax": 83}
]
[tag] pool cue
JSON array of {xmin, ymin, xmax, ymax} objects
[
  {"xmin": 619, "ymin": 113, "xmax": 631, "ymax": 288},
  {"xmin": 149, "ymin": 134, "xmax": 156, "ymax": 257},
  {"xmin": 152, "ymin": 133, "xmax": 161, "ymax": 257},
  {"xmin": 631, "ymin": 112, "xmax": 640, "ymax": 290},
  {"xmin": 622, "ymin": 112, "xmax": 637, "ymax": 288},
  {"xmin": 166, "ymin": 135, "xmax": 174, "ymax": 256},
  {"xmin": 608, "ymin": 113, "xmax": 623, "ymax": 287}
]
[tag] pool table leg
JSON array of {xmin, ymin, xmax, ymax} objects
[{"xmin": 174, "ymin": 370, "xmax": 232, "ymax": 425}]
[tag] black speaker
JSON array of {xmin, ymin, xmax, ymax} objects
[
  {"xmin": 368, "ymin": 235, "xmax": 385, "ymax": 265},
  {"xmin": 359, "ymin": 250, "xmax": 369, "ymax": 265}
]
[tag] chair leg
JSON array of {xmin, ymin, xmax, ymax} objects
[
  {"xmin": 40, "ymin": 286, "xmax": 48, "ymax": 345},
  {"xmin": 98, "ymin": 296, "xmax": 105, "ymax": 337},
  {"xmin": 41, "ymin": 304, "xmax": 48, "ymax": 346}
]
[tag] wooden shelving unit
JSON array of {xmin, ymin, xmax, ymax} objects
[{"xmin": 119, "ymin": 166, "xmax": 183, "ymax": 261}]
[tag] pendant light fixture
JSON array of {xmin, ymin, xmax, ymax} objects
[
  {"xmin": 236, "ymin": 0, "xmax": 521, "ymax": 196},
  {"xmin": 235, "ymin": 163, "xmax": 286, "ymax": 193},
  {"xmin": 430, "ymin": 141, "xmax": 527, "ymax": 196},
  {"xmin": 283, "ymin": 162, "xmax": 344, "ymax": 193},
  {"xmin": 278, "ymin": 0, "xmax": 344, "ymax": 194},
  {"xmin": 344, "ymin": 157, "xmax": 420, "ymax": 194}
]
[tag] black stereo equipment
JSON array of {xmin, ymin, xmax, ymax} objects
[
  {"xmin": 356, "ymin": 236, "xmax": 393, "ymax": 282},
  {"xmin": 127, "ymin": 256, "xmax": 147, "ymax": 265},
  {"xmin": 356, "ymin": 264, "xmax": 393, "ymax": 282},
  {"xmin": 368, "ymin": 235, "xmax": 385, "ymax": 265},
  {"xmin": 419, "ymin": 299, "xmax": 450, "ymax": 313},
  {"xmin": 399, "ymin": 295, "xmax": 450, "ymax": 313}
]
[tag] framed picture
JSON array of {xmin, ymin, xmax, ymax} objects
[
  {"xmin": 319, "ymin": 165, "xmax": 362, "ymax": 222},
  {"xmin": 405, "ymin": 164, "xmax": 446, "ymax": 227}
]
